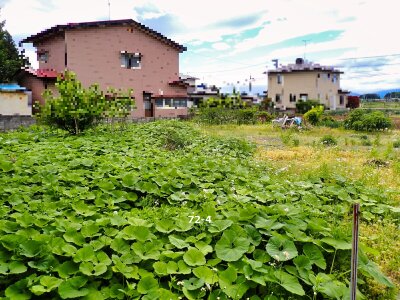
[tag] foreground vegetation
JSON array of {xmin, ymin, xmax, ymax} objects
[
  {"xmin": 201, "ymin": 123, "xmax": 400, "ymax": 297},
  {"xmin": 0, "ymin": 121, "xmax": 398, "ymax": 299}
]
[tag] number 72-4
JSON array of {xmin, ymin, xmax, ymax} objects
[{"xmin": 188, "ymin": 215, "xmax": 212, "ymax": 223}]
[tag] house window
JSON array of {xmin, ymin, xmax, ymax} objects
[
  {"xmin": 289, "ymin": 93, "xmax": 296, "ymax": 102},
  {"xmin": 38, "ymin": 51, "xmax": 49, "ymax": 63},
  {"xmin": 275, "ymin": 94, "xmax": 281, "ymax": 103},
  {"xmin": 155, "ymin": 98, "xmax": 188, "ymax": 108},
  {"xmin": 155, "ymin": 99, "xmax": 163, "ymax": 107},
  {"xmin": 173, "ymin": 99, "xmax": 187, "ymax": 107},
  {"xmin": 164, "ymin": 98, "xmax": 172, "ymax": 107},
  {"xmin": 340, "ymin": 95, "xmax": 344, "ymax": 105},
  {"xmin": 120, "ymin": 51, "xmax": 141, "ymax": 69},
  {"xmin": 277, "ymin": 74, "xmax": 283, "ymax": 84},
  {"xmin": 300, "ymin": 94, "xmax": 308, "ymax": 101}
]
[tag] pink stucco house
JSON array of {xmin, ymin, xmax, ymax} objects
[{"xmin": 17, "ymin": 19, "xmax": 189, "ymax": 118}]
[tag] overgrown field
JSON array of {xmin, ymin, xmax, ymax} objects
[{"xmin": 0, "ymin": 121, "xmax": 398, "ymax": 299}]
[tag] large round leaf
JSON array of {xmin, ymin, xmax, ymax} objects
[
  {"xmin": 215, "ymin": 229, "xmax": 250, "ymax": 262},
  {"xmin": 266, "ymin": 236, "xmax": 298, "ymax": 262},
  {"xmin": 183, "ymin": 247, "xmax": 206, "ymax": 266}
]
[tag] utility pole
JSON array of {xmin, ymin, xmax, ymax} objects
[
  {"xmin": 302, "ymin": 39, "xmax": 310, "ymax": 60},
  {"xmin": 108, "ymin": 0, "xmax": 111, "ymax": 20},
  {"xmin": 248, "ymin": 75, "xmax": 255, "ymax": 93}
]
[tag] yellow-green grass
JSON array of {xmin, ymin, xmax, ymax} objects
[{"xmin": 198, "ymin": 123, "xmax": 400, "ymax": 291}]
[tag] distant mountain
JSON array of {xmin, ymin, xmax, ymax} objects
[
  {"xmin": 350, "ymin": 88, "xmax": 400, "ymax": 99},
  {"xmin": 376, "ymin": 88, "xmax": 400, "ymax": 98}
]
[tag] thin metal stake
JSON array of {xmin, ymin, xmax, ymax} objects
[{"xmin": 350, "ymin": 203, "xmax": 360, "ymax": 300}]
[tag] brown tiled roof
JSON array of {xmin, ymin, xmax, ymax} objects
[{"xmin": 20, "ymin": 19, "xmax": 186, "ymax": 52}]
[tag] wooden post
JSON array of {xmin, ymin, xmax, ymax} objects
[{"xmin": 350, "ymin": 203, "xmax": 360, "ymax": 300}]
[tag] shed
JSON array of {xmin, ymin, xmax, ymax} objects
[{"xmin": 0, "ymin": 84, "xmax": 32, "ymax": 115}]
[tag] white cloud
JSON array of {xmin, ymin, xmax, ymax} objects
[
  {"xmin": 1, "ymin": 0, "xmax": 399, "ymax": 92},
  {"xmin": 212, "ymin": 42, "xmax": 230, "ymax": 51}
]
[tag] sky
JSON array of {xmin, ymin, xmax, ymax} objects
[{"xmin": 1, "ymin": 0, "xmax": 399, "ymax": 94}]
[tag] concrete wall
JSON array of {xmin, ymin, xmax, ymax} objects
[
  {"xmin": 268, "ymin": 71, "xmax": 346, "ymax": 110},
  {"xmin": 0, "ymin": 115, "xmax": 35, "ymax": 131},
  {"xmin": 0, "ymin": 92, "xmax": 31, "ymax": 115}
]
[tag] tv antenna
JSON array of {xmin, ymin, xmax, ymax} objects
[
  {"xmin": 302, "ymin": 39, "xmax": 310, "ymax": 60},
  {"xmin": 108, "ymin": 0, "xmax": 111, "ymax": 20},
  {"xmin": 271, "ymin": 59, "xmax": 279, "ymax": 69}
]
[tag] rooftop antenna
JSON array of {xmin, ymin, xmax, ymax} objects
[
  {"xmin": 272, "ymin": 59, "xmax": 279, "ymax": 69},
  {"xmin": 108, "ymin": 0, "xmax": 111, "ymax": 20},
  {"xmin": 302, "ymin": 39, "xmax": 310, "ymax": 60}
]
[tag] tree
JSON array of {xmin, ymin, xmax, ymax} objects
[
  {"xmin": 35, "ymin": 71, "xmax": 135, "ymax": 134},
  {"xmin": 0, "ymin": 9, "xmax": 27, "ymax": 82},
  {"xmin": 347, "ymin": 96, "xmax": 360, "ymax": 109}
]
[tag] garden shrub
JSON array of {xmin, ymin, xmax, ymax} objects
[
  {"xmin": 320, "ymin": 135, "xmax": 338, "ymax": 146},
  {"xmin": 255, "ymin": 111, "xmax": 274, "ymax": 123},
  {"xmin": 319, "ymin": 115, "xmax": 342, "ymax": 128},
  {"xmin": 304, "ymin": 105, "xmax": 324, "ymax": 125},
  {"xmin": 344, "ymin": 109, "xmax": 392, "ymax": 131},
  {"xmin": 295, "ymin": 99, "xmax": 322, "ymax": 114},
  {"xmin": 35, "ymin": 71, "xmax": 135, "ymax": 135},
  {"xmin": 194, "ymin": 108, "xmax": 257, "ymax": 125}
]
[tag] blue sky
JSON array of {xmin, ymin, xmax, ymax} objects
[{"xmin": 1, "ymin": 0, "xmax": 399, "ymax": 94}]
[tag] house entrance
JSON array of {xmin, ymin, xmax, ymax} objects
[{"xmin": 143, "ymin": 93, "xmax": 153, "ymax": 117}]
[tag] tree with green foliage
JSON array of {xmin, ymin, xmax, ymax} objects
[
  {"xmin": 344, "ymin": 109, "xmax": 392, "ymax": 131},
  {"xmin": 384, "ymin": 92, "xmax": 400, "ymax": 99},
  {"xmin": 360, "ymin": 93, "xmax": 380, "ymax": 100},
  {"xmin": 35, "ymin": 71, "xmax": 135, "ymax": 134},
  {"xmin": 0, "ymin": 9, "xmax": 28, "ymax": 82}
]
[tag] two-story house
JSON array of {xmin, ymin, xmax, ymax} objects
[
  {"xmin": 17, "ymin": 19, "xmax": 189, "ymax": 118},
  {"xmin": 268, "ymin": 58, "xmax": 349, "ymax": 111}
]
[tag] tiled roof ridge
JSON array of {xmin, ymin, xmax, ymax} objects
[{"xmin": 20, "ymin": 19, "xmax": 186, "ymax": 52}]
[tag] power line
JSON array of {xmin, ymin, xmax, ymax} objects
[{"xmin": 184, "ymin": 53, "xmax": 400, "ymax": 75}]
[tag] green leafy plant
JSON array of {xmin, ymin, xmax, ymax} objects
[
  {"xmin": 0, "ymin": 120, "xmax": 396, "ymax": 299},
  {"xmin": 296, "ymin": 100, "xmax": 322, "ymax": 114},
  {"xmin": 320, "ymin": 135, "xmax": 338, "ymax": 146},
  {"xmin": 344, "ymin": 109, "xmax": 392, "ymax": 132},
  {"xmin": 35, "ymin": 71, "xmax": 135, "ymax": 134},
  {"xmin": 304, "ymin": 105, "xmax": 324, "ymax": 126}
]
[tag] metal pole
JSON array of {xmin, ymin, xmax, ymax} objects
[{"xmin": 350, "ymin": 203, "xmax": 360, "ymax": 300}]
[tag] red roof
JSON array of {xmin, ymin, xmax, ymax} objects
[{"xmin": 25, "ymin": 68, "xmax": 59, "ymax": 78}]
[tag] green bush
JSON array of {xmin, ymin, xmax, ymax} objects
[
  {"xmin": 319, "ymin": 116, "xmax": 342, "ymax": 128},
  {"xmin": 393, "ymin": 139, "xmax": 400, "ymax": 148},
  {"xmin": 304, "ymin": 105, "xmax": 324, "ymax": 125},
  {"xmin": 320, "ymin": 135, "xmax": 338, "ymax": 146},
  {"xmin": 194, "ymin": 108, "xmax": 257, "ymax": 125},
  {"xmin": 344, "ymin": 109, "xmax": 392, "ymax": 131},
  {"xmin": 295, "ymin": 99, "xmax": 322, "ymax": 114},
  {"xmin": 255, "ymin": 111, "xmax": 274, "ymax": 123},
  {"xmin": 35, "ymin": 71, "xmax": 135, "ymax": 134}
]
